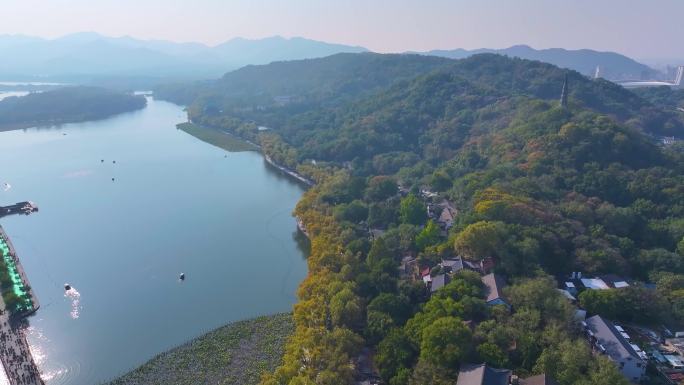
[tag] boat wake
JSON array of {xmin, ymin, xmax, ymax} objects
[{"xmin": 64, "ymin": 286, "xmax": 82, "ymax": 319}]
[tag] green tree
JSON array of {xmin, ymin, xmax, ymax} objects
[
  {"xmin": 366, "ymin": 311, "xmax": 395, "ymax": 344},
  {"xmin": 534, "ymin": 339, "xmax": 592, "ymax": 385},
  {"xmin": 454, "ymin": 221, "xmax": 507, "ymax": 259},
  {"xmin": 367, "ymin": 293, "xmax": 412, "ymax": 324},
  {"xmin": 333, "ymin": 200, "xmax": 368, "ymax": 223},
  {"xmin": 416, "ymin": 220, "xmax": 441, "ymax": 250},
  {"xmin": 476, "ymin": 342, "xmax": 509, "ymax": 368},
  {"xmin": 376, "ymin": 328, "xmax": 417, "ymax": 383},
  {"xmin": 400, "ymin": 194, "xmax": 427, "ymax": 225},
  {"xmin": 366, "ymin": 176, "xmax": 398, "ymax": 201},
  {"xmin": 419, "ymin": 316, "xmax": 472, "ymax": 368},
  {"xmin": 580, "ymin": 356, "xmax": 630, "ymax": 385},
  {"xmin": 430, "ymin": 171, "xmax": 452, "ymax": 192},
  {"xmin": 408, "ymin": 358, "xmax": 456, "ymax": 385},
  {"xmin": 2, "ymin": 291, "xmax": 21, "ymax": 313},
  {"xmin": 329, "ymin": 287, "xmax": 363, "ymax": 328},
  {"xmin": 367, "ymin": 237, "xmax": 393, "ymax": 267},
  {"xmin": 506, "ymin": 276, "xmax": 574, "ymax": 324}
]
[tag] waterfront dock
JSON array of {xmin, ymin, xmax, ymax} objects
[
  {"xmin": 0, "ymin": 226, "xmax": 44, "ymax": 385},
  {"xmin": 0, "ymin": 202, "xmax": 38, "ymax": 219},
  {"xmin": 0, "ymin": 311, "xmax": 43, "ymax": 385},
  {"xmin": 0, "ymin": 226, "xmax": 39, "ymax": 315}
]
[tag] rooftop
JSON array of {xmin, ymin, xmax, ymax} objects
[
  {"xmin": 456, "ymin": 363, "xmax": 510, "ymax": 385},
  {"xmin": 585, "ymin": 315, "xmax": 642, "ymax": 362},
  {"xmin": 521, "ymin": 374, "xmax": 560, "ymax": 385},
  {"xmin": 580, "ymin": 277, "xmax": 610, "ymax": 290},
  {"xmin": 431, "ymin": 274, "xmax": 449, "ymax": 293},
  {"xmin": 482, "ymin": 273, "xmax": 507, "ymax": 303},
  {"xmin": 441, "ymin": 258, "xmax": 464, "ymax": 272}
]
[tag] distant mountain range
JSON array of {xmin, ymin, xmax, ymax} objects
[
  {"xmin": 0, "ymin": 32, "xmax": 367, "ymax": 80},
  {"xmin": 0, "ymin": 32, "xmax": 661, "ymax": 84},
  {"xmin": 418, "ymin": 45, "xmax": 658, "ymax": 80}
]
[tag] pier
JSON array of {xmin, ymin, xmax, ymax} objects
[
  {"xmin": 0, "ymin": 202, "xmax": 38, "ymax": 219},
  {"xmin": 0, "ymin": 225, "xmax": 44, "ymax": 385}
]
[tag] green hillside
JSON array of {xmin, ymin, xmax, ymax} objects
[{"xmin": 172, "ymin": 53, "xmax": 684, "ymax": 385}]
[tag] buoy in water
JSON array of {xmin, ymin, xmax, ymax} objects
[
  {"xmin": 179, "ymin": 273, "xmax": 185, "ymax": 281},
  {"xmin": 64, "ymin": 284, "xmax": 71, "ymax": 291}
]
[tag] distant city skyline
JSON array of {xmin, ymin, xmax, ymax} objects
[{"xmin": 1, "ymin": 0, "xmax": 682, "ymax": 62}]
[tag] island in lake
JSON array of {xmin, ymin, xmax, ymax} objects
[{"xmin": 0, "ymin": 86, "xmax": 146, "ymax": 131}]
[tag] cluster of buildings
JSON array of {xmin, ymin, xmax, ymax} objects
[
  {"xmin": 562, "ymin": 271, "xmax": 684, "ymax": 384},
  {"xmin": 364, "ymin": 187, "xmax": 684, "ymax": 384},
  {"xmin": 403, "ymin": 253, "xmax": 662, "ymax": 383}
]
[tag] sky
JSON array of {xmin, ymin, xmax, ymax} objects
[{"xmin": 0, "ymin": 0, "xmax": 682, "ymax": 61}]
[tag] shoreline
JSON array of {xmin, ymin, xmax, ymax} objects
[
  {"xmin": 263, "ymin": 155, "xmax": 314, "ymax": 187},
  {"xmin": 0, "ymin": 226, "xmax": 44, "ymax": 385},
  {"xmin": 178, "ymin": 121, "xmax": 314, "ymax": 187}
]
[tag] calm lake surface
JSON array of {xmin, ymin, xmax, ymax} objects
[{"xmin": 0, "ymin": 98, "xmax": 307, "ymax": 385}]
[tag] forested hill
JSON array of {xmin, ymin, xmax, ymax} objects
[
  {"xmin": 179, "ymin": 53, "xmax": 684, "ymax": 385},
  {"xmin": 154, "ymin": 53, "xmax": 454, "ymax": 106},
  {"xmin": 421, "ymin": 44, "xmax": 657, "ymax": 80},
  {"xmin": 184, "ymin": 54, "xmax": 683, "ymax": 164},
  {"xmin": 0, "ymin": 86, "xmax": 146, "ymax": 130}
]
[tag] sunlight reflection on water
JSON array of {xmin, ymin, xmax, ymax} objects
[{"xmin": 27, "ymin": 326, "xmax": 70, "ymax": 384}]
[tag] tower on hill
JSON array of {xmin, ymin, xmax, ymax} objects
[{"xmin": 560, "ymin": 74, "xmax": 569, "ymax": 108}]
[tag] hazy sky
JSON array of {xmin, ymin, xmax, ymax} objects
[{"xmin": 1, "ymin": 0, "xmax": 682, "ymax": 60}]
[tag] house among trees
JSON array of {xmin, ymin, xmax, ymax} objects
[
  {"xmin": 456, "ymin": 363, "xmax": 511, "ymax": 385},
  {"xmin": 436, "ymin": 201, "xmax": 457, "ymax": 231},
  {"xmin": 567, "ymin": 272, "xmax": 631, "ymax": 291},
  {"xmin": 430, "ymin": 273, "xmax": 450, "ymax": 293},
  {"xmin": 400, "ymin": 254, "xmax": 417, "ymax": 275},
  {"xmin": 440, "ymin": 257, "xmax": 465, "ymax": 274},
  {"xmin": 583, "ymin": 315, "xmax": 646, "ymax": 383},
  {"xmin": 482, "ymin": 273, "xmax": 509, "ymax": 307},
  {"xmin": 426, "ymin": 199, "xmax": 458, "ymax": 233},
  {"xmin": 479, "ymin": 257, "xmax": 496, "ymax": 274},
  {"xmin": 456, "ymin": 363, "xmax": 559, "ymax": 385}
]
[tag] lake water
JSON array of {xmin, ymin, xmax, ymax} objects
[{"xmin": 0, "ymin": 98, "xmax": 307, "ymax": 385}]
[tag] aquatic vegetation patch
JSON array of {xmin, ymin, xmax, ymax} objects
[
  {"xmin": 107, "ymin": 313, "xmax": 293, "ymax": 385},
  {"xmin": 177, "ymin": 122, "xmax": 259, "ymax": 153}
]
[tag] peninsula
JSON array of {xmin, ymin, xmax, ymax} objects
[{"xmin": 0, "ymin": 86, "xmax": 146, "ymax": 131}]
